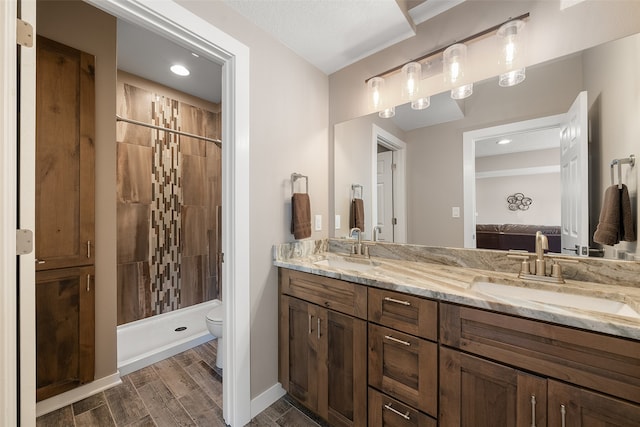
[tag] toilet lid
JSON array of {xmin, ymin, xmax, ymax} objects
[{"xmin": 206, "ymin": 305, "xmax": 224, "ymax": 322}]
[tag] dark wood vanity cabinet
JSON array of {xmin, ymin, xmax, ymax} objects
[
  {"xmin": 368, "ymin": 288, "xmax": 439, "ymax": 423},
  {"xmin": 279, "ymin": 269, "xmax": 367, "ymax": 427},
  {"xmin": 440, "ymin": 302, "xmax": 640, "ymax": 427}
]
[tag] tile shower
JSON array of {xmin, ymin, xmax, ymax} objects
[{"xmin": 116, "ymin": 80, "xmax": 222, "ymax": 326}]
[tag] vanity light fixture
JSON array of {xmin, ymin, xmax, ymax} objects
[
  {"xmin": 444, "ymin": 43, "xmax": 473, "ymax": 100},
  {"xmin": 170, "ymin": 64, "xmax": 190, "ymax": 76},
  {"xmin": 497, "ymin": 19, "xmax": 526, "ymax": 87},
  {"xmin": 364, "ymin": 12, "xmax": 529, "ymax": 117}
]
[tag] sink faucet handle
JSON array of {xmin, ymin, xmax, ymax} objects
[{"xmin": 507, "ymin": 254, "xmax": 533, "ymax": 275}]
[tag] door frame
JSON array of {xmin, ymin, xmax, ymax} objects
[
  {"xmin": 462, "ymin": 114, "xmax": 564, "ymax": 248},
  {"xmin": 4, "ymin": 0, "xmax": 252, "ymax": 425},
  {"xmin": 371, "ymin": 124, "xmax": 407, "ymax": 243}
]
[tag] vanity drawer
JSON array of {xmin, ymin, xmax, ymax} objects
[
  {"xmin": 368, "ymin": 288, "xmax": 437, "ymax": 341},
  {"xmin": 368, "ymin": 323, "xmax": 438, "ymax": 417},
  {"xmin": 279, "ymin": 269, "xmax": 367, "ymax": 319},
  {"xmin": 368, "ymin": 387, "xmax": 436, "ymax": 427}
]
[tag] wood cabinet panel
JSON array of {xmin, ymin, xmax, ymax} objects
[
  {"xmin": 440, "ymin": 303, "xmax": 640, "ymax": 405},
  {"xmin": 368, "ymin": 323, "xmax": 437, "ymax": 417},
  {"xmin": 280, "ymin": 269, "xmax": 367, "ymax": 319},
  {"xmin": 368, "ymin": 387, "xmax": 436, "ymax": 427},
  {"xmin": 368, "ymin": 288, "xmax": 437, "ymax": 341},
  {"xmin": 279, "ymin": 291, "xmax": 367, "ymax": 427},
  {"xmin": 36, "ymin": 36, "xmax": 95, "ymax": 271},
  {"xmin": 36, "ymin": 266, "xmax": 95, "ymax": 401},
  {"xmin": 548, "ymin": 380, "xmax": 640, "ymax": 427},
  {"xmin": 439, "ymin": 347, "xmax": 547, "ymax": 427}
]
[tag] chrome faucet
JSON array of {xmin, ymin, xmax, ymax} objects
[
  {"xmin": 372, "ymin": 225, "xmax": 382, "ymax": 242},
  {"xmin": 534, "ymin": 231, "xmax": 549, "ymax": 276}
]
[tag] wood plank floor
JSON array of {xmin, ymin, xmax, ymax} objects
[{"xmin": 36, "ymin": 340, "xmax": 322, "ymax": 427}]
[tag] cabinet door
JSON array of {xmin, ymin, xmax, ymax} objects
[
  {"xmin": 36, "ymin": 36, "xmax": 95, "ymax": 271},
  {"xmin": 439, "ymin": 347, "xmax": 547, "ymax": 427},
  {"xmin": 322, "ymin": 309, "xmax": 367, "ymax": 427},
  {"xmin": 280, "ymin": 296, "xmax": 321, "ymax": 412},
  {"xmin": 548, "ymin": 380, "xmax": 640, "ymax": 426},
  {"xmin": 369, "ymin": 323, "xmax": 438, "ymax": 417},
  {"xmin": 36, "ymin": 266, "xmax": 95, "ymax": 401}
]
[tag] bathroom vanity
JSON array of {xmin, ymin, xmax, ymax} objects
[{"xmin": 275, "ymin": 240, "xmax": 640, "ymax": 426}]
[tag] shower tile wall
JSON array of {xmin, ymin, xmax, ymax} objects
[{"xmin": 117, "ymin": 82, "xmax": 221, "ymax": 325}]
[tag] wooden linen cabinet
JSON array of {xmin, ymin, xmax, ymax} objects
[{"xmin": 35, "ymin": 36, "xmax": 96, "ymax": 401}]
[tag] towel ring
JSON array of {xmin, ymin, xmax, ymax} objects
[
  {"xmin": 291, "ymin": 173, "xmax": 308, "ymax": 194},
  {"xmin": 610, "ymin": 154, "xmax": 635, "ymax": 189},
  {"xmin": 351, "ymin": 184, "xmax": 363, "ymax": 199}
]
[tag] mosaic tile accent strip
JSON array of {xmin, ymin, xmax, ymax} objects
[{"xmin": 150, "ymin": 96, "xmax": 183, "ymax": 314}]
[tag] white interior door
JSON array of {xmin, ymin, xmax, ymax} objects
[
  {"xmin": 560, "ymin": 91, "xmax": 589, "ymax": 256},
  {"xmin": 376, "ymin": 150, "xmax": 393, "ymax": 242}
]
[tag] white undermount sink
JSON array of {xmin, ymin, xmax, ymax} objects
[
  {"xmin": 313, "ymin": 256, "xmax": 380, "ymax": 273},
  {"xmin": 471, "ymin": 280, "xmax": 640, "ymax": 319}
]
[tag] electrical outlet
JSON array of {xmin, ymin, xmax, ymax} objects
[{"xmin": 315, "ymin": 214, "xmax": 322, "ymax": 231}]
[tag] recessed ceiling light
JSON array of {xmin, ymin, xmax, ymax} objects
[
  {"xmin": 170, "ymin": 64, "xmax": 190, "ymax": 76},
  {"xmin": 497, "ymin": 138, "xmax": 512, "ymax": 145}
]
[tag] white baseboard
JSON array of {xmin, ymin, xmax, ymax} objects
[
  {"xmin": 251, "ymin": 383, "xmax": 286, "ymax": 418},
  {"xmin": 35, "ymin": 372, "xmax": 122, "ymax": 418}
]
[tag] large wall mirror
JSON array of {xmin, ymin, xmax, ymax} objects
[{"xmin": 333, "ymin": 32, "xmax": 639, "ymax": 260}]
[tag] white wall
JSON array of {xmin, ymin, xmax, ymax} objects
[
  {"xmin": 583, "ymin": 33, "xmax": 640, "ymax": 258},
  {"xmin": 176, "ymin": 1, "xmax": 329, "ymax": 398}
]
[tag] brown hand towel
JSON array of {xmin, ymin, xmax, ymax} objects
[
  {"xmin": 291, "ymin": 193, "xmax": 311, "ymax": 240},
  {"xmin": 350, "ymin": 198, "xmax": 365, "ymax": 230},
  {"xmin": 594, "ymin": 184, "xmax": 636, "ymax": 245}
]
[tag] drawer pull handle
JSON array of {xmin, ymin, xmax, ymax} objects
[
  {"xmin": 308, "ymin": 314, "xmax": 313, "ymax": 334},
  {"xmin": 317, "ymin": 318, "xmax": 321, "ymax": 339},
  {"xmin": 86, "ymin": 274, "xmax": 91, "ymax": 292},
  {"xmin": 384, "ymin": 403, "xmax": 410, "ymax": 420},
  {"xmin": 384, "ymin": 296, "xmax": 411, "ymax": 306},
  {"xmin": 560, "ymin": 404, "xmax": 566, "ymax": 427},
  {"xmin": 384, "ymin": 335, "xmax": 411, "ymax": 346},
  {"xmin": 530, "ymin": 395, "xmax": 536, "ymax": 427}
]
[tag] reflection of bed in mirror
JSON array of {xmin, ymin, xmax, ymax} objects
[{"xmin": 476, "ymin": 224, "xmax": 561, "ymax": 253}]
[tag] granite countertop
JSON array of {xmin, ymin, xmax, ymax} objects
[{"xmin": 274, "ymin": 242, "xmax": 640, "ymax": 340}]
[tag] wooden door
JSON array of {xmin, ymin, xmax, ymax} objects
[
  {"xmin": 369, "ymin": 323, "xmax": 438, "ymax": 417},
  {"xmin": 36, "ymin": 266, "xmax": 95, "ymax": 401},
  {"xmin": 280, "ymin": 296, "xmax": 320, "ymax": 412},
  {"xmin": 439, "ymin": 347, "xmax": 547, "ymax": 427},
  {"xmin": 548, "ymin": 380, "xmax": 640, "ymax": 426},
  {"xmin": 323, "ymin": 309, "xmax": 367, "ymax": 427},
  {"xmin": 36, "ymin": 36, "xmax": 95, "ymax": 271},
  {"xmin": 376, "ymin": 150, "xmax": 394, "ymax": 242}
]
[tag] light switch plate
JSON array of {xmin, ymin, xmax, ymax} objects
[
  {"xmin": 335, "ymin": 215, "xmax": 341, "ymax": 229},
  {"xmin": 452, "ymin": 207, "xmax": 460, "ymax": 218},
  {"xmin": 315, "ymin": 214, "xmax": 322, "ymax": 231}
]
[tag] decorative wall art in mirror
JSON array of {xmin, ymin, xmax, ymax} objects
[{"xmin": 332, "ymin": 32, "xmax": 639, "ymax": 261}]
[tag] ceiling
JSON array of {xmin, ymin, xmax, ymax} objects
[{"xmin": 116, "ymin": 0, "xmax": 466, "ymax": 104}]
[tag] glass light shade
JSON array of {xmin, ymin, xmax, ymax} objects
[
  {"xmin": 379, "ymin": 106, "xmax": 395, "ymax": 118},
  {"xmin": 411, "ymin": 96, "xmax": 431, "ymax": 110},
  {"xmin": 401, "ymin": 62, "xmax": 422, "ymax": 100},
  {"xmin": 443, "ymin": 43, "xmax": 467, "ymax": 86},
  {"xmin": 497, "ymin": 19, "xmax": 526, "ymax": 88},
  {"xmin": 499, "ymin": 68, "xmax": 526, "ymax": 87},
  {"xmin": 451, "ymin": 83, "xmax": 473, "ymax": 100},
  {"xmin": 367, "ymin": 77, "xmax": 385, "ymax": 111}
]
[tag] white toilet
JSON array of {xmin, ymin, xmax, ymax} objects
[{"xmin": 205, "ymin": 299, "xmax": 224, "ymax": 369}]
